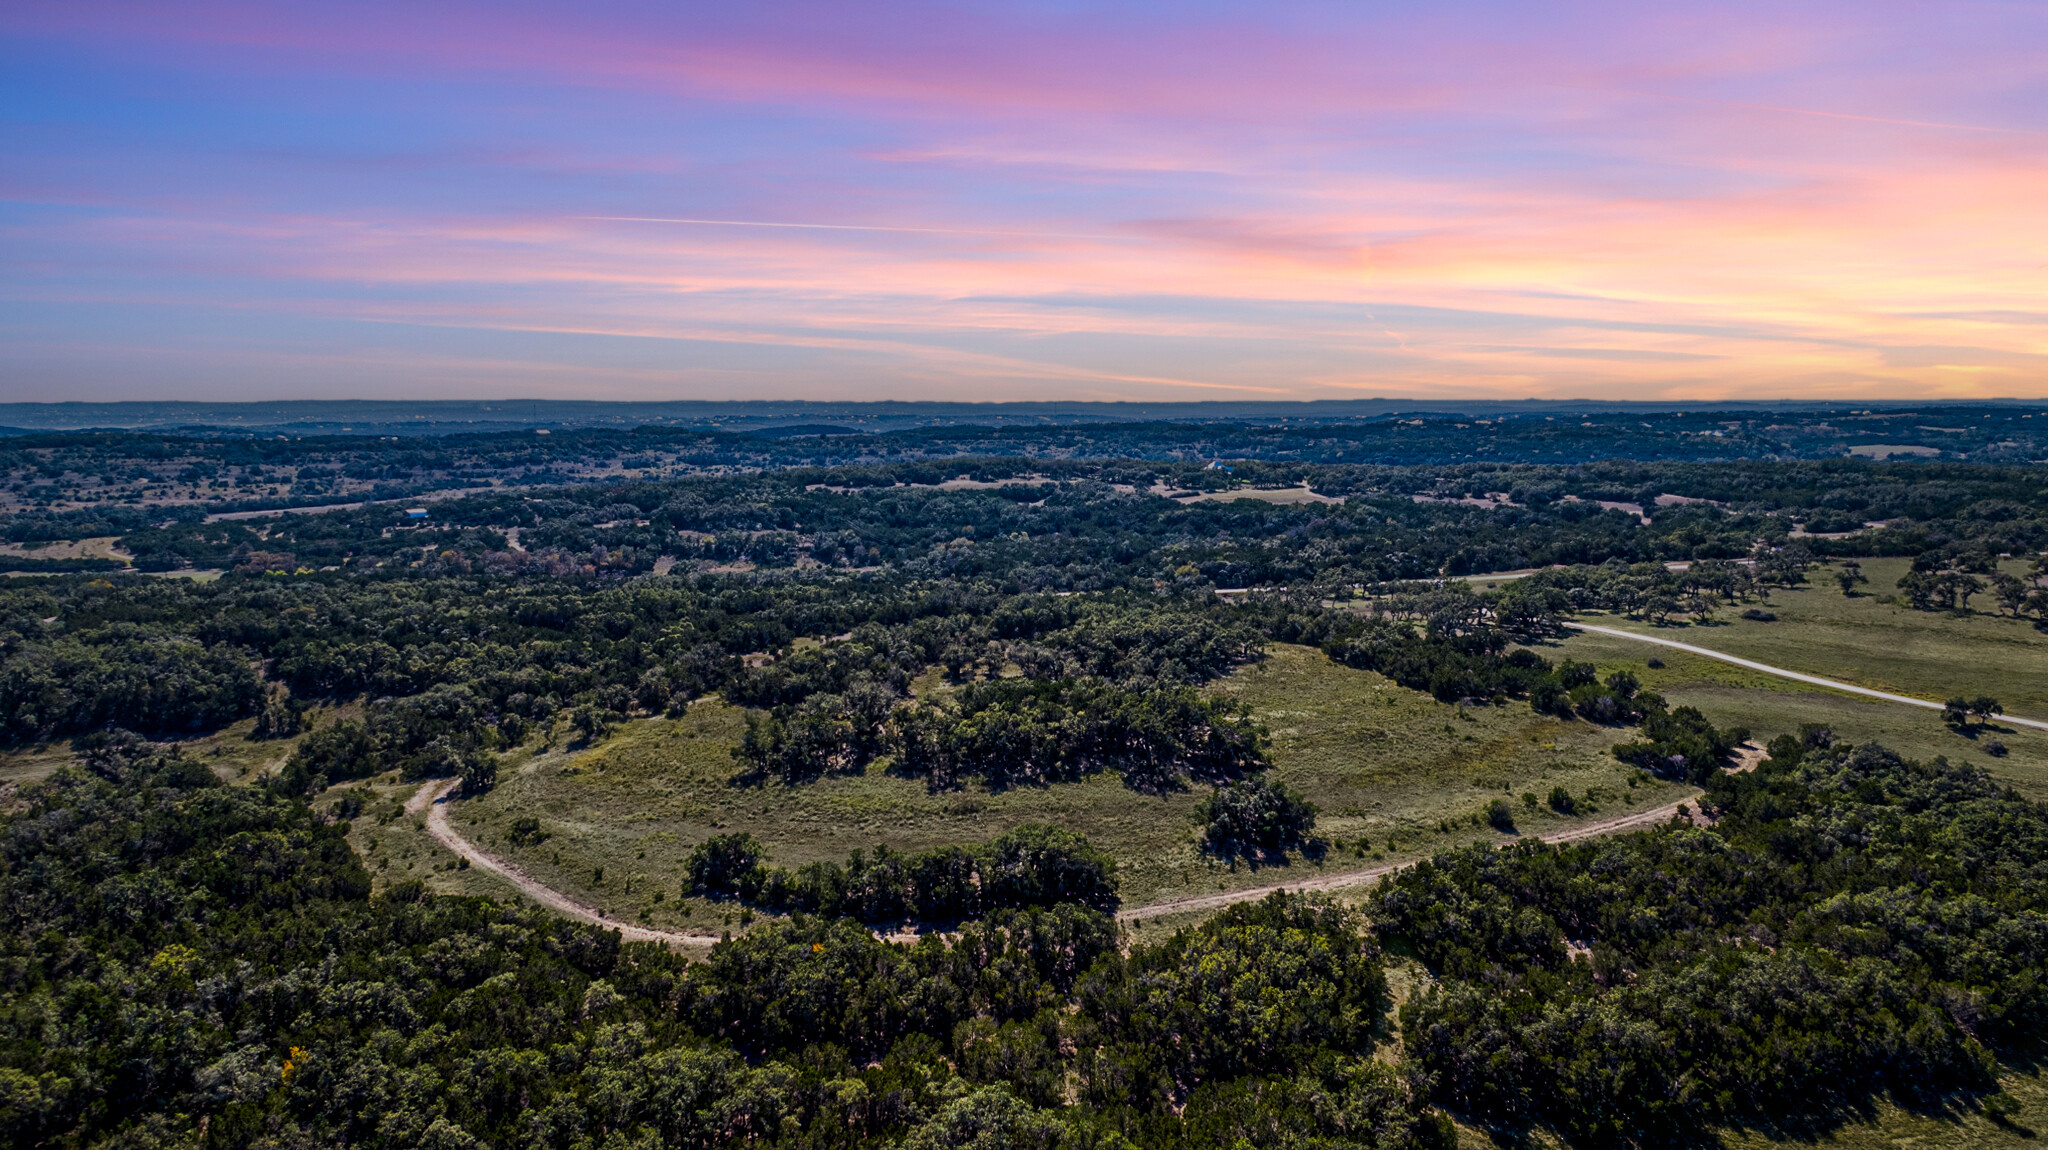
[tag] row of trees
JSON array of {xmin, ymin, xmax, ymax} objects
[
  {"xmin": 734, "ymin": 677, "xmax": 1271, "ymax": 794},
  {"xmin": 1895, "ymin": 550, "xmax": 2048, "ymax": 617},
  {"xmin": 0, "ymin": 573, "xmax": 1263, "ymax": 751},
  {"xmin": 685, "ymin": 824, "xmax": 1121, "ymax": 921}
]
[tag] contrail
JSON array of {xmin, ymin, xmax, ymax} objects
[{"xmin": 574, "ymin": 216, "xmax": 1131, "ymax": 240}]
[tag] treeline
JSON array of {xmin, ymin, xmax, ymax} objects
[
  {"xmin": 0, "ymin": 553, "xmax": 127, "ymax": 573},
  {"xmin": 738, "ymin": 677, "xmax": 1268, "ymax": 794},
  {"xmin": 685, "ymin": 824, "xmax": 1121, "ymax": 921},
  {"xmin": 31, "ymin": 449, "xmax": 2048, "ymax": 587},
  {"xmin": 0, "ymin": 631, "xmax": 263, "ymax": 744},
  {"xmin": 0, "ymin": 573, "xmax": 1262, "ymax": 750},
  {"xmin": 0, "ymin": 741, "xmax": 1444, "ymax": 1150},
  {"xmin": 727, "ymin": 600, "xmax": 1260, "ymax": 707},
  {"xmin": 1375, "ymin": 738, "xmax": 2043, "ymax": 1143},
  {"xmin": 1510, "ymin": 553, "xmax": 1811, "ymax": 621}
]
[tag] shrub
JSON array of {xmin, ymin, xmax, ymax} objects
[
  {"xmin": 1196, "ymin": 773, "xmax": 1320, "ymax": 862},
  {"xmin": 687, "ymin": 833, "xmax": 767, "ymax": 896},
  {"xmin": 459, "ymin": 750, "xmax": 499, "ymax": 795},
  {"xmin": 1486, "ymin": 798, "xmax": 1516, "ymax": 832}
]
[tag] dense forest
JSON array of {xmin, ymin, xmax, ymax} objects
[
  {"xmin": 1, "ymin": 739, "xmax": 1428, "ymax": 1150},
  {"xmin": 5, "ymin": 450, "xmax": 2041, "ymax": 609},
  {"xmin": 1377, "ymin": 736, "xmax": 2048, "ymax": 1144},
  {"xmin": 2, "ymin": 704, "xmax": 2030, "ymax": 1146}
]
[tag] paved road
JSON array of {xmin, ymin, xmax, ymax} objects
[{"xmin": 1565, "ymin": 622, "xmax": 2048, "ymax": 733}]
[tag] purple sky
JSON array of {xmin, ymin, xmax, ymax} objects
[{"xmin": 4, "ymin": 1, "xmax": 2045, "ymax": 402}]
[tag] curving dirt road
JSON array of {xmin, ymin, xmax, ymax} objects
[
  {"xmin": 1566, "ymin": 622, "xmax": 2048, "ymax": 733},
  {"xmin": 1116, "ymin": 788, "xmax": 1704, "ymax": 925},
  {"xmin": 405, "ymin": 778, "xmax": 726, "ymax": 947},
  {"xmin": 406, "ymin": 767, "xmax": 1736, "ymax": 942}
]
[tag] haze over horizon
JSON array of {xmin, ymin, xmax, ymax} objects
[{"xmin": 4, "ymin": 1, "xmax": 2045, "ymax": 404}]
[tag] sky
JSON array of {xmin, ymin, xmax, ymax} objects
[{"xmin": 2, "ymin": 0, "xmax": 2045, "ymax": 403}]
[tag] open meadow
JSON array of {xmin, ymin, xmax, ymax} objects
[
  {"xmin": 1540, "ymin": 556, "xmax": 2048, "ymax": 796},
  {"xmin": 350, "ymin": 642, "xmax": 1689, "ymax": 933}
]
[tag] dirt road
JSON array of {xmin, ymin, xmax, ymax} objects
[
  {"xmin": 1116, "ymin": 790, "xmax": 1699, "ymax": 925},
  {"xmin": 1566, "ymin": 622, "xmax": 2048, "ymax": 733},
  {"xmin": 1117, "ymin": 741, "xmax": 1762, "ymax": 925},
  {"xmin": 404, "ymin": 739, "xmax": 1764, "ymax": 942},
  {"xmin": 411, "ymin": 774, "xmax": 1703, "ymax": 939},
  {"xmin": 405, "ymin": 779, "xmax": 925, "ymax": 948},
  {"xmin": 405, "ymin": 778, "xmax": 726, "ymax": 947}
]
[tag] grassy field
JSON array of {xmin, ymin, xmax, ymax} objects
[
  {"xmin": 1176, "ymin": 485, "xmax": 1342, "ymax": 506},
  {"xmin": 0, "ymin": 706, "xmax": 342, "ymax": 788},
  {"xmin": 370, "ymin": 644, "xmax": 1688, "ymax": 934},
  {"xmin": 1628, "ymin": 558, "xmax": 2048, "ymax": 711},
  {"xmin": 1540, "ymin": 556, "xmax": 2048, "ymax": 796}
]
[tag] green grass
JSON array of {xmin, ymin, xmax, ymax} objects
[
  {"xmin": 0, "ymin": 706, "xmax": 345, "ymax": 788},
  {"xmin": 1582, "ymin": 557, "xmax": 2048, "ymax": 712},
  {"xmin": 1541, "ymin": 556, "xmax": 2048, "ymax": 797},
  {"xmin": 414, "ymin": 645, "xmax": 1689, "ymax": 931},
  {"xmin": 335, "ymin": 776, "xmax": 538, "ymax": 904}
]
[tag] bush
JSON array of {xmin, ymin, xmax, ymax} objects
[
  {"xmin": 1613, "ymin": 705, "xmax": 1747, "ymax": 784},
  {"xmin": 459, "ymin": 750, "xmax": 498, "ymax": 795},
  {"xmin": 687, "ymin": 833, "xmax": 766, "ymax": 896},
  {"xmin": 1547, "ymin": 786, "xmax": 1576, "ymax": 815},
  {"xmin": 508, "ymin": 816, "xmax": 548, "ymax": 845},
  {"xmin": 1486, "ymin": 798, "xmax": 1516, "ymax": 832},
  {"xmin": 1196, "ymin": 773, "xmax": 1320, "ymax": 862}
]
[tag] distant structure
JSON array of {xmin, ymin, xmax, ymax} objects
[{"xmin": 406, "ymin": 508, "xmax": 428, "ymax": 520}]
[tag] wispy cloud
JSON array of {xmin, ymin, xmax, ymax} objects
[
  {"xmin": 573, "ymin": 217, "xmax": 1134, "ymax": 241},
  {"xmin": 4, "ymin": 0, "xmax": 2046, "ymax": 400}
]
